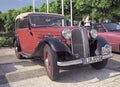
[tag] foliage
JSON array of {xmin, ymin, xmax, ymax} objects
[
  {"xmin": 0, "ymin": 12, "xmax": 5, "ymax": 32},
  {"xmin": 0, "ymin": 37, "xmax": 13, "ymax": 47},
  {"xmin": 38, "ymin": 0, "xmax": 120, "ymax": 22},
  {"xmin": 75, "ymin": 0, "xmax": 120, "ymax": 22}
]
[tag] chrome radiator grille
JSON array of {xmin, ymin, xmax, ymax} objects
[{"xmin": 71, "ymin": 28, "xmax": 90, "ymax": 58}]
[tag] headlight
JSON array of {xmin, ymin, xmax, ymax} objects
[
  {"xmin": 62, "ymin": 29, "xmax": 72, "ymax": 39},
  {"xmin": 102, "ymin": 44, "xmax": 112, "ymax": 55},
  {"xmin": 90, "ymin": 29, "xmax": 98, "ymax": 38}
]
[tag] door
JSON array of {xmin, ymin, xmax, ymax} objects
[{"xmin": 15, "ymin": 18, "xmax": 35, "ymax": 54}]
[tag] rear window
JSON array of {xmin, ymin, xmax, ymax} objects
[{"xmin": 15, "ymin": 17, "xmax": 28, "ymax": 29}]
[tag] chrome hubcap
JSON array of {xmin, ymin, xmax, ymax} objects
[
  {"xmin": 15, "ymin": 47, "xmax": 18, "ymax": 51},
  {"xmin": 45, "ymin": 58, "xmax": 49, "ymax": 66},
  {"xmin": 45, "ymin": 52, "xmax": 51, "ymax": 74}
]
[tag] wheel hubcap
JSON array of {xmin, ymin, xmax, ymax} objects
[
  {"xmin": 15, "ymin": 42, "xmax": 19, "ymax": 56},
  {"xmin": 45, "ymin": 58, "xmax": 48, "ymax": 66},
  {"xmin": 15, "ymin": 47, "xmax": 18, "ymax": 51},
  {"xmin": 45, "ymin": 52, "xmax": 51, "ymax": 74}
]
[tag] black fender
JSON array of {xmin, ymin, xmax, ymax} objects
[
  {"xmin": 13, "ymin": 35, "xmax": 20, "ymax": 46},
  {"xmin": 90, "ymin": 36, "xmax": 109, "ymax": 56},
  {"xmin": 14, "ymin": 35, "xmax": 17, "ymax": 41},
  {"xmin": 96, "ymin": 36, "xmax": 109, "ymax": 51},
  {"xmin": 33, "ymin": 37, "xmax": 71, "ymax": 58}
]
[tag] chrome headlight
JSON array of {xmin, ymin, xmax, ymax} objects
[
  {"xmin": 90, "ymin": 29, "xmax": 98, "ymax": 38},
  {"xmin": 62, "ymin": 29, "xmax": 72, "ymax": 39},
  {"xmin": 102, "ymin": 44, "xmax": 112, "ymax": 55}
]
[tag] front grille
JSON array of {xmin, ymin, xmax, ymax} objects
[{"xmin": 71, "ymin": 28, "xmax": 90, "ymax": 58}]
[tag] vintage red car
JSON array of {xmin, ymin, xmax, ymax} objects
[
  {"xmin": 93, "ymin": 23, "xmax": 120, "ymax": 52},
  {"xmin": 14, "ymin": 12, "xmax": 113, "ymax": 81}
]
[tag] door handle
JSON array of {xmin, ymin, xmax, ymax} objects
[{"xmin": 30, "ymin": 31, "xmax": 33, "ymax": 36}]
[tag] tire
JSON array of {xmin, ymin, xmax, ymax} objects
[
  {"xmin": 14, "ymin": 40, "xmax": 24, "ymax": 59},
  {"xmin": 91, "ymin": 59, "xmax": 108, "ymax": 70},
  {"xmin": 43, "ymin": 44, "xmax": 59, "ymax": 81}
]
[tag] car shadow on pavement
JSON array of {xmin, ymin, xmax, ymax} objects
[{"xmin": 56, "ymin": 59, "xmax": 120, "ymax": 83}]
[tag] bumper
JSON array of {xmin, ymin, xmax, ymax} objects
[{"xmin": 57, "ymin": 53, "xmax": 113, "ymax": 66}]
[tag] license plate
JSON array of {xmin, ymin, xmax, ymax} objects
[{"xmin": 83, "ymin": 56, "xmax": 103, "ymax": 64}]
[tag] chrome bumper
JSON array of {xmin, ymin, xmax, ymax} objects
[{"xmin": 57, "ymin": 53, "xmax": 113, "ymax": 66}]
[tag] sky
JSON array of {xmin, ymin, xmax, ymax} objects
[{"xmin": 0, "ymin": 0, "xmax": 54, "ymax": 13}]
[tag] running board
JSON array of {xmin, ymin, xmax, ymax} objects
[{"xmin": 20, "ymin": 52, "xmax": 31, "ymax": 58}]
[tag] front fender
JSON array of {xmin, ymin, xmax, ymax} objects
[
  {"xmin": 33, "ymin": 37, "xmax": 71, "ymax": 58},
  {"xmin": 43, "ymin": 37, "xmax": 71, "ymax": 53},
  {"xmin": 96, "ymin": 36, "xmax": 109, "ymax": 50},
  {"xmin": 90, "ymin": 36, "xmax": 109, "ymax": 56}
]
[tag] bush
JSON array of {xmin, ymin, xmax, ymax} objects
[{"xmin": 0, "ymin": 37, "xmax": 14, "ymax": 47}]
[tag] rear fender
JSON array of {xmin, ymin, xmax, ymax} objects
[{"xmin": 14, "ymin": 35, "xmax": 20, "ymax": 46}]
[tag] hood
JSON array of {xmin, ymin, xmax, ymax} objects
[{"xmin": 31, "ymin": 26, "xmax": 74, "ymax": 36}]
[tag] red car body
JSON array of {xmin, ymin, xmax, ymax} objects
[
  {"xmin": 16, "ymin": 27, "xmax": 64, "ymax": 54},
  {"xmin": 93, "ymin": 23, "xmax": 120, "ymax": 52},
  {"xmin": 14, "ymin": 12, "xmax": 113, "ymax": 81}
]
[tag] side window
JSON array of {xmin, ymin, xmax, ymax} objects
[
  {"xmin": 95, "ymin": 24, "xmax": 106, "ymax": 32},
  {"xmin": 15, "ymin": 17, "xmax": 28, "ymax": 29}
]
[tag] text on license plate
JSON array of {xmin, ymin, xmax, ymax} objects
[{"xmin": 83, "ymin": 56, "xmax": 102, "ymax": 64}]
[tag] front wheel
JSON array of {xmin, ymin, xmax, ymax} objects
[
  {"xmin": 43, "ymin": 44, "xmax": 59, "ymax": 81},
  {"xmin": 91, "ymin": 59, "xmax": 108, "ymax": 70}
]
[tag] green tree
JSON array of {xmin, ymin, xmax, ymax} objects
[
  {"xmin": 4, "ymin": 9, "xmax": 15, "ymax": 32},
  {"xmin": 39, "ymin": 3, "xmax": 47, "ymax": 12},
  {"xmin": 18, "ymin": 5, "xmax": 39, "ymax": 13},
  {"xmin": 0, "ymin": 11, "xmax": 5, "ymax": 32},
  {"xmin": 3, "ymin": 5, "xmax": 39, "ymax": 33},
  {"xmin": 75, "ymin": 0, "xmax": 120, "ymax": 22}
]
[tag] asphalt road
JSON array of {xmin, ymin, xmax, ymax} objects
[{"xmin": 0, "ymin": 47, "xmax": 120, "ymax": 87}]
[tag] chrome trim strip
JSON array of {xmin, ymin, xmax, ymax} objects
[
  {"xmin": 57, "ymin": 53, "xmax": 113, "ymax": 66},
  {"xmin": 102, "ymin": 53, "xmax": 113, "ymax": 59},
  {"xmin": 71, "ymin": 29, "xmax": 75, "ymax": 54},
  {"xmin": 82, "ymin": 29, "xmax": 89, "ymax": 57},
  {"xmin": 81, "ymin": 28, "xmax": 86, "ymax": 57}
]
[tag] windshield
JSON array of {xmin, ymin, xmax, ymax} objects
[
  {"xmin": 104, "ymin": 23, "xmax": 120, "ymax": 32},
  {"xmin": 29, "ymin": 14, "xmax": 67, "ymax": 27}
]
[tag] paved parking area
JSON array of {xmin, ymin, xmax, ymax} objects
[{"xmin": 0, "ymin": 47, "xmax": 120, "ymax": 87}]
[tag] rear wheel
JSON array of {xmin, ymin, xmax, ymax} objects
[
  {"xmin": 14, "ymin": 40, "xmax": 24, "ymax": 59},
  {"xmin": 43, "ymin": 44, "xmax": 59, "ymax": 81},
  {"xmin": 91, "ymin": 59, "xmax": 108, "ymax": 69}
]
